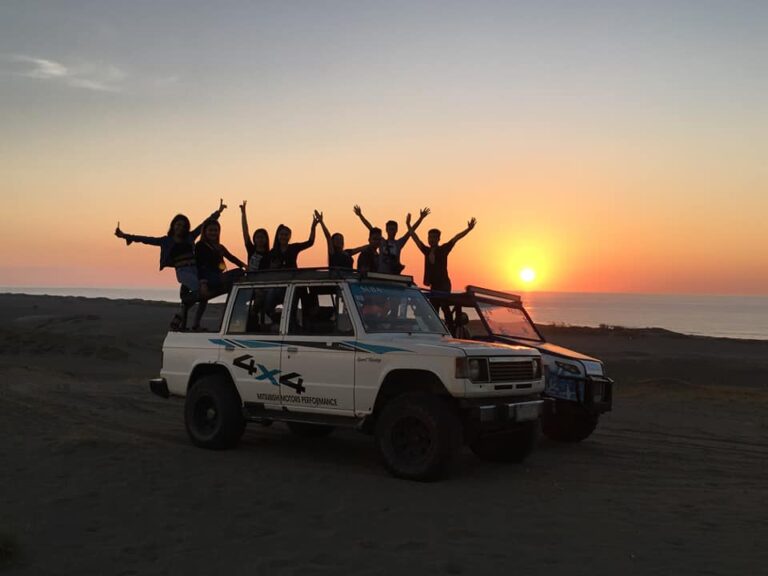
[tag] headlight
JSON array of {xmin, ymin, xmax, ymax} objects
[
  {"xmin": 468, "ymin": 358, "xmax": 489, "ymax": 382},
  {"xmin": 532, "ymin": 357, "xmax": 542, "ymax": 378},
  {"xmin": 581, "ymin": 361, "xmax": 604, "ymax": 376},
  {"xmin": 555, "ymin": 361, "xmax": 582, "ymax": 375},
  {"xmin": 456, "ymin": 357, "xmax": 490, "ymax": 382}
]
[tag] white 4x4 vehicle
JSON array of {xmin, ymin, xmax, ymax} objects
[{"xmin": 151, "ymin": 269, "xmax": 545, "ymax": 480}]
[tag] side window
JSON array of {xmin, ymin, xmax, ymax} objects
[
  {"xmin": 228, "ymin": 286, "xmax": 286, "ymax": 334},
  {"xmin": 288, "ymin": 285, "xmax": 354, "ymax": 336},
  {"xmin": 457, "ymin": 306, "xmax": 489, "ymax": 338}
]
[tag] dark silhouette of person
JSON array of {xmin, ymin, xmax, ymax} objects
[
  {"xmin": 353, "ymin": 205, "xmax": 430, "ymax": 274},
  {"xmin": 408, "ymin": 215, "xmax": 477, "ymax": 332},
  {"xmin": 239, "ymin": 200, "xmax": 270, "ymax": 273},
  {"xmin": 267, "ymin": 213, "xmax": 319, "ymax": 269},
  {"xmin": 356, "ymin": 227, "xmax": 383, "ymax": 273},
  {"xmin": 315, "ymin": 210, "xmax": 366, "ymax": 268},
  {"xmin": 114, "ymin": 199, "xmax": 226, "ymax": 330},
  {"xmin": 193, "ymin": 219, "xmax": 246, "ymax": 330}
]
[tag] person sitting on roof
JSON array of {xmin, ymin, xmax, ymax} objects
[
  {"xmin": 114, "ymin": 199, "xmax": 226, "ymax": 330},
  {"xmin": 193, "ymin": 219, "xmax": 246, "ymax": 330}
]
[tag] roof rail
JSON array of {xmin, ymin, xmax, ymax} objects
[
  {"xmin": 235, "ymin": 267, "xmax": 415, "ymax": 285},
  {"xmin": 466, "ymin": 285, "xmax": 522, "ymax": 303}
]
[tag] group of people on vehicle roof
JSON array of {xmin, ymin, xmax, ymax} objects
[{"xmin": 114, "ymin": 199, "xmax": 477, "ymax": 330}]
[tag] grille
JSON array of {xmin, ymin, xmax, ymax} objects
[{"xmin": 489, "ymin": 360, "xmax": 536, "ymax": 383}]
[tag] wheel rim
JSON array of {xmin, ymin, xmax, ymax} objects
[
  {"xmin": 390, "ymin": 416, "xmax": 433, "ymax": 466},
  {"xmin": 193, "ymin": 395, "xmax": 220, "ymax": 438}
]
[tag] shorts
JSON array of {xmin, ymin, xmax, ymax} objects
[{"xmin": 175, "ymin": 266, "xmax": 199, "ymax": 292}]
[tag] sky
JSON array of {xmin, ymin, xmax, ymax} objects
[{"xmin": 1, "ymin": 0, "xmax": 766, "ymax": 295}]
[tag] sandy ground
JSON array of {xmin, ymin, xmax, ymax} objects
[{"xmin": 0, "ymin": 294, "xmax": 766, "ymax": 576}]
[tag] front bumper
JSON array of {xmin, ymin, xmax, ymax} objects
[
  {"xmin": 149, "ymin": 378, "xmax": 170, "ymax": 399},
  {"xmin": 543, "ymin": 374, "xmax": 613, "ymax": 413},
  {"xmin": 460, "ymin": 397, "xmax": 545, "ymax": 429}
]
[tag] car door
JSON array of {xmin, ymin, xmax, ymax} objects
[
  {"xmin": 280, "ymin": 283, "xmax": 356, "ymax": 414},
  {"xmin": 218, "ymin": 284, "xmax": 288, "ymax": 408}
]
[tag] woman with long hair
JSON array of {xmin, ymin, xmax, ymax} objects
[
  {"xmin": 267, "ymin": 212, "xmax": 320, "ymax": 269},
  {"xmin": 114, "ymin": 199, "xmax": 226, "ymax": 329},
  {"xmin": 193, "ymin": 218, "xmax": 246, "ymax": 330},
  {"xmin": 239, "ymin": 200, "xmax": 270, "ymax": 273}
]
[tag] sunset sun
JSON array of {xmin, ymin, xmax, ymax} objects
[{"xmin": 520, "ymin": 267, "xmax": 536, "ymax": 284}]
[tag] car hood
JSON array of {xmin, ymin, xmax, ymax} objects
[
  {"xmin": 494, "ymin": 337, "xmax": 598, "ymax": 362},
  {"xmin": 362, "ymin": 335, "xmax": 539, "ymax": 357}
]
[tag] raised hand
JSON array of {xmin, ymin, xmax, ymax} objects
[
  {"xmin": 239, "ymin": 200, "xmax": 247, "ymax": 212},
  {"xmin": 419, "ymin": 207, "xmax": 431, "ymax": 219},
  {"xmin": 467, "ymin": 217, "xmax": 477, "ymax": 230},
  {"xmin": 353, "ymin": 205, "xmax": 362, "ymax": 217},
  {"xmin": 114, "ymin": 222, "xmax": 124, "ymax": 238},
  {"xmin": 219, "ymin": 198, "xmax": 227, "ymax": 213},
  {"xmin": 313, "ymin": 210, "xmax": 323, "ymax": 223},
  {"xmin": 406, "ymin": 213, "xmax": 412, "ymax": 227}
]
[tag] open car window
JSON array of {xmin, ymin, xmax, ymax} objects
[
  {"xmin": 227, "ymin": 286, "xmax": 287, "ymax": 335},
  {"xmin": 288, "ymin": 285, "xmax": 354, "ymax": 336}
]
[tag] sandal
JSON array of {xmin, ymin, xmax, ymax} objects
[{"xmin": 170, "ymin": 314, "xmax": 184, "ymax": 330}]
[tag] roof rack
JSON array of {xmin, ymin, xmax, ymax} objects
[
  {"xmin": 466, "ymin": 285, "xmax": 522, "ymax": 304},
  {"xmin": 235, "ymin": 267, "xmax": 415, "ymax": 285}
]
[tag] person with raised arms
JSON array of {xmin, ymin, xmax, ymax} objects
[
  {"xmin": 407, "ymin": 215, "xmax": 477, "ymax": 331},
  {"xmin": 114, "ymin": 199, "xmax": 226, "ymax": 329},
  {"xmin": 192, "ymin": 218, "xmax": 247, "ymax": 330},
  {"xmin": 315, "ymin": 210, "xmax": 366, "ymax": 268},
  {"xmin": 352, "ymin": 205, "xmax": 431, "ymax": 274},
  {"xmin": 268, "ymin": 212, "xmax": 320, "ymax": 270},
  {"xmin": 239, "ymin": 200, "xmax": 270, "ymax": 273}
]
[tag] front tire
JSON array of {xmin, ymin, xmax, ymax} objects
[
  {"xmin": 541, "ymin": 404, "xmax": 598, "ymax": 442},
  {"xmin": 470, "ymin": 421, "xmax": 538, "ymax": 463},
  {"xmin": 375, "ymin": 394, "xmax": 461, "ymax": 481},
  {"xmin": 185, "ymin": 374, "xmax": 245, "ymax": 449}
]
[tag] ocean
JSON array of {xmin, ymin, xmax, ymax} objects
[{"xmin": 2, "ymin": 286, "xmax": 767, "ymax": 341}]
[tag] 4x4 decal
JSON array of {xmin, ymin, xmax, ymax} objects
[{"xmin": 232, "ymin": 354, "xmax": 306, "ymax": 394}]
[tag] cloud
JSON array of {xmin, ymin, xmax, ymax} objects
[{"xmin": 4, "ymin": 55, "xmax": 125, "ymax": 92}]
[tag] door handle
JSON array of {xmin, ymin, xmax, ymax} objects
[
  {"xmin": 286, "ymin": 347, "xmax": 299, "ymax": 353},
  {"xmin": 224, "ymin": 344, "xmax": 235, "ymax": 351}
]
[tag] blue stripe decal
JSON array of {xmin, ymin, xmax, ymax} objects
[
  {"xmin": 209, "ymin": 338, "xmax": 281, "ymax": 349},
  {"xmin": 238, "ymin": 340, "xmax": 283, "ymax": 349},
  {"xmin": 347, "ymin": 342, "xmax": 408, "ymax": 354}
]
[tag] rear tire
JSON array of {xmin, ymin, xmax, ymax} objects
[
  {"xmin": 185, "ymin": 374, "xmax": 245, "ymax": 449},
  {"xmin": 541, "ymin": 405, "xmax": 598, "ymax": 442},
  {"xmin": 375, "ymin": 394, "xmax": 461, "ymax": 481},
  {"xmin": 286, "ymin": 422, "xmax": 335, "ymax": 438},
  {"xmin": 470, "ymin": 421, "xmax": 538, "ymax": 463}
]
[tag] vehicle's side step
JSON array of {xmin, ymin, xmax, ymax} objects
[{"xmin": 243, "ymin": 402, "xmax": 362, "ymax": 429}]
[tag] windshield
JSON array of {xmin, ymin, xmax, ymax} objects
[
  {"xmin": 478, "ymin": 301, "xmax": 542, "ymax": 341},
  {"xmin": 350, "ymin": 283, "xmax": 447, "ymax": 334}
]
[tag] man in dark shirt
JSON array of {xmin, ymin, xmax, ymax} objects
[
  {"xmin": 356, "ymin": 227, "xmax": 383, "ymax": 273},
  {"xmin": 408, "ymin": 215, "xmax": 477, "ymax": 331}
]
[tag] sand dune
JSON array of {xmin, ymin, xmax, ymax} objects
[{"xmin": 1, "ymin": 294, "xmax": 766, "ymax": 575}]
